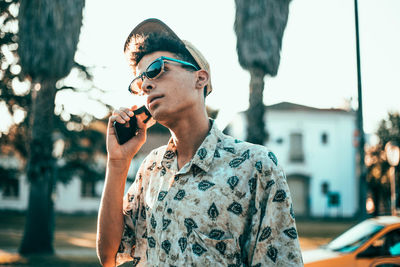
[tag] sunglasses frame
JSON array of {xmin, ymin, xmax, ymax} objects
[{"xmin": 128, "ymin": 56, "xmax": 199, "ymax": 95}]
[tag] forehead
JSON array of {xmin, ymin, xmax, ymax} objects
[{"xmin": 136, "ymin": 51, "xmax": 177, "ymax": 73}]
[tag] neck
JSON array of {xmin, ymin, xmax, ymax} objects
[{"xmin": 168, "ymin": 113, "xmax": 210, "ymax": 170}]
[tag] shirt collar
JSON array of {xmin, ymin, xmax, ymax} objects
[
  {"xmin": 158, "ymin": 119, "xmax": 222, "ymax": 174},
  {"xmin": 157, "ymin": 138, "xmax": 177, "ymax": 171}
]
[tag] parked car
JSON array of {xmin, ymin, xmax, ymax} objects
[{"xmin": 303, "ymin": 216, "xmax": 400, "ymax": 267}]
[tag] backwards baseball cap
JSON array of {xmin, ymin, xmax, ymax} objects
[{"xmin": 124, "ymin": 18, "xmax": 213, "ymax": 96}]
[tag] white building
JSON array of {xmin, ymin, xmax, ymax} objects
[
  {"xmin": 1, "ymin": 103, "xmax": 357, "ymax": 218},
  {"xmin": 225, "ymin": 102, "xmax": 358, "ymax": 218},
  {"xmin": 0, "ymin": 169, "xmax": 107, "ymax": 213},
  {"xmin": 0, "ymin": 127, "xmax": 170, "ymax": 214}
]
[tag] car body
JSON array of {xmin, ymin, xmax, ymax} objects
[{"xmin": 303, "ymin": 216, "xmax": 400, "ymax": 267}]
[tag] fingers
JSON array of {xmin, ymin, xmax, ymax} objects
[
  {"xmin": 110, "ymin": 107, "xmax": 135, "ymax": 124},
  {"xmin": 134, "ymin": 121, "xmax": 148, "ymax": 143},
  {"xmin": 136, "ymin": 113, "xmax": 147, "ymax": 128},
  {"xmin": 132, "ymin": 107, "xmax": 151, "ymax": 137},
  {"xmin": 106, "ymin": 106, "xmax": 148, "ymax": 154}
]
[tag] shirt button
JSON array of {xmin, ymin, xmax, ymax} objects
[{"xmin": 167, "ymin": 208, "xmax": 173, "ymax": 214}]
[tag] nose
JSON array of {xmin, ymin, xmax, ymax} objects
[{"xmin": 141, "ymin": 78, "xmax": 155, "ymax": 95}]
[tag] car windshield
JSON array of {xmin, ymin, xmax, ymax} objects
[{"xmin": 325, "ymin": 220, "xmax": 384, "ymax": 253}]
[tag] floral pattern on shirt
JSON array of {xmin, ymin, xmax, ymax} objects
[{"xmin": 116, "ymin": 121, "xmax": 303, "ymax": 266}]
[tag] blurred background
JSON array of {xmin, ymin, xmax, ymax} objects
[{"xmin": 1, "ymin": 0, "xmax": 399, "ymax": 266}]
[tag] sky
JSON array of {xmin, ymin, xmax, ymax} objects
[{"xmin": 66, "ymin": 0, "xmax": 400, "ymax": 135}]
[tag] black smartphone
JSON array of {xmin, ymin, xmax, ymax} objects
[{"xmin": 113, "ymin": 106, "xmax": 155, "ymax": 145}]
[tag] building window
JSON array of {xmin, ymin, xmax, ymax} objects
[
  {"xmin": 81, "ymin": 180, "xmax": 97, "ymax": 198},
  {"xmin": 289, "ymin": 133, "xmax": 304, "ymax": 162},
  {"xmin": 2, "ymin": 178, "xmax": 19, "ymax": 198},
  {"xmin": 321, "ymin": 132, "xmax": 328, "ymax": 145}
]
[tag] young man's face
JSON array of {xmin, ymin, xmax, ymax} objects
[{"xmin": 135, "ymin": 51, "xmax": 202, "ymax": 124}]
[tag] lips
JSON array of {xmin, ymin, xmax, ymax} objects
[{"xmin": 147, "ymin": 94, "xmax": 164, "ymax": 106}]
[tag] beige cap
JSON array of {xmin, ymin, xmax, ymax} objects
[{"xmin": 124, "ymin": 18, "xmax": 213, "ymax": 96}]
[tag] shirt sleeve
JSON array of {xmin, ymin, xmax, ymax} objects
[
  {"xmin": 247, "ymin": 155, "xmax": 303, "ymax": 266},
  {"xmin": 115, "ymin": 157, "xmax": 149, "ymax": 266}
]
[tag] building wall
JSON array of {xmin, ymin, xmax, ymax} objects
[
  {"xmin": 0, "ymin": 174, "xmax": 29, "ymax": 211},
  {"xmin": 229, "ymin": 109, "xmax": 357, "ymax": 217},
  {"xmin": 55, "ymin": 177, "xmax": 103, "ymax": 213},
  {"xmin": 0, "ymin": 160, "xmax": 143, "ymax": 213},
  {"xmin": 0, "ymin": 135, "xmax": 165, "ymax": 213},
  {"xmin": 1, "ymin": 108, "xmax": 356, "ymax": 217}
]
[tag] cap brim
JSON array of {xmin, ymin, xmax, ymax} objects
[{"xmin": 124, "ymin": 18, "xmax": 183, "ymax": 54}]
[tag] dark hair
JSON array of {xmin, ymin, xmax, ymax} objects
[{"xmin": 125, "ymin": 32, "xmax": 199, "ymax": 69}]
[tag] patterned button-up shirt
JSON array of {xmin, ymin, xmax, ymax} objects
[{"xmin": 116, "ymin": 121, "xmax": 303, "ymax": 266}]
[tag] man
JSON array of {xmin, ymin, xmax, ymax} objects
[{"xmin": 96, "ymin": 18, "xmax": 303, "ymax": 266}]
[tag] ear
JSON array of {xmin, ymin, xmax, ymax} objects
[{"xmin": 195, "ymin": 70, "xmax": 209, "ymax": 90}]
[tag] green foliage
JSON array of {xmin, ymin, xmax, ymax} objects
[
  {"xmin": 0, "ymin": 0, "xmax": 29, "ymax": 168},
  {"xmin": 0, "ymin": 0, "xmax": 110, "ymax": 186},
  {"xmin": 366, "ymin": 112, "xmax": 400, "ymax": 215},
  {"xmin": 377, "ymin": 113, "xmax": 400, "ymax": 146},
  {"xmin": 234, "ymin": 0, "xmax": 291, "ymax": 76},
  {"xmin": 54, "ymin": 115, "xmax": 108, "ymax": 184},
  {"xmin": 18, "ymin": 0, "xmax": 85, "ymax": 82}
]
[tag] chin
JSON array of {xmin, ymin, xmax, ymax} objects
[
  {"xmin": 151, "ymin": 107, "xmax": 170, "ymax": 122},
  {"xmin": 154, "ymin": 109, "xmax": 183, "ymax": 127}
]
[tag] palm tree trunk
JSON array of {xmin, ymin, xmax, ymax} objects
[
  {"xmin": 246, "ymin": 68, "xmax": 267, "ymax": 145},
  {"xmin": 19, "ymin": 80, "xmax": 57, "ymax": 254}
]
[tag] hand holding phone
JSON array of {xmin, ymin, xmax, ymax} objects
[{"xmin": 113, "ymin": 106, "xmax": 155, "ymax": 145}]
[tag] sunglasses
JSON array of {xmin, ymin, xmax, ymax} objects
[{"xmin": 128, "ymin": 56, "xmax": 199, "ymax": 95}]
